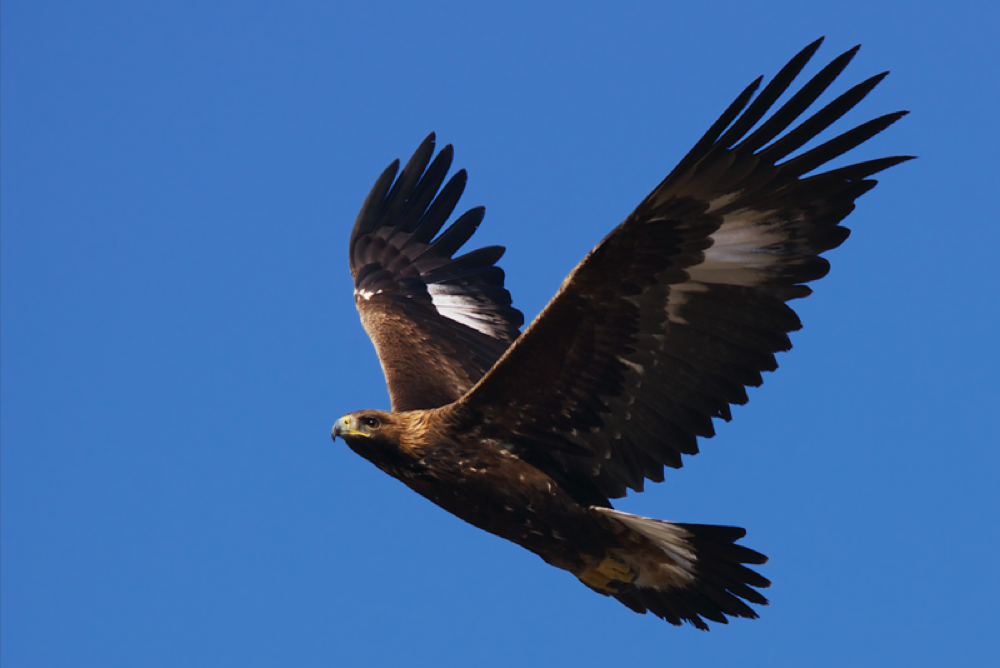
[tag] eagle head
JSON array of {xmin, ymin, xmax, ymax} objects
[
  {"xmin": 332, "ymin": 411, "xmax": 388, "ymax": 441},
  {"xmin": 332, "ymin": 410, "xmax": 417, "ymax": 467}
]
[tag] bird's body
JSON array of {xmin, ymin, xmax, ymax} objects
[
  {"xmin": 336, "ymin": 408, "xmax": 754, "ymax": 612},
  {"xmin": 340, "ymin": 409, "xmax": 616, "ymax": 576},
  {"xmin": 331, "ymin": 38, "xmax": 910, "ymax": 629}
]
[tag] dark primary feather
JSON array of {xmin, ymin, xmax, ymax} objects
[
  {"xmin": 447, "ymin": 39, "xmax": 913, "ymax": 500},
  {"xmin": 349, "ymin": 133, "xmax": 524, "ymax": 412}
]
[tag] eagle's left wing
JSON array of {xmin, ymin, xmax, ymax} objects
[
  {"xmin": 349, "ymin": 134, "xmax": 523, "ymax": 412},
  {"xmin": 449, "ymin": 40, "xmax": 912, "ymax": 501}
]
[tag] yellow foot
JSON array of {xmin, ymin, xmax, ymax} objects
[{"xmin": 577, "ymin": 556, "xmax": 636, "ymax": 594}]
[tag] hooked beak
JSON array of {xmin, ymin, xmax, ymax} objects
[
  {"xmin": 332, "ymin": 415, "xmax": 367, "ymax": 441},
  {"xmin": 332, "ymin": 415, "xmax": 350, "ymax": 441}
]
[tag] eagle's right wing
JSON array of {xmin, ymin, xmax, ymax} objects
[{"xmin": 348, "ymin": 135, "xmax": 524, "ymax": 412}]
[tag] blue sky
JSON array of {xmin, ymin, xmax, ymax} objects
[{"xmin": 3, "ymin": 1, "xmax": 998, "ymax": 666}]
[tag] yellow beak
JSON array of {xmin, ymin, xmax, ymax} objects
[{"xmin": 332, "ymin": 416, "xmax": 369, "ymax": 440}]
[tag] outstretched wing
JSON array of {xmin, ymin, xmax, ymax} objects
[
  {"xmin": 349, "ymin": 134, "xmax": 524, "ymax": 412},
  {"xmin": 450, "ymin": 39, "xmax": 912, "ymax": 501}
]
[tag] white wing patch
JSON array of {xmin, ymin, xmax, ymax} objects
[
  {"xmin": 688, "ymin": 208, "xmax": 791, "ymax": 287},
  {"xmin": 427, "ymin": 285, "xmax": 507, "ymax": 339}
]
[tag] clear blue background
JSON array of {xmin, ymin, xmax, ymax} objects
[{"xmin": 3, "ymin": 1, "xmax": 998, "ymax": 666}]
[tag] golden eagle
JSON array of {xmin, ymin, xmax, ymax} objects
[{"xmin": 332, "ymin": 39, "xmax": 910, "ymax": 629}]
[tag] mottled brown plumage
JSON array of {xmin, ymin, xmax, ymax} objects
[{"xmin": 333, "ymin": 38, "xmax": 911, "ymax": 629}]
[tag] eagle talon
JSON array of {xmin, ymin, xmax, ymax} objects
[{"xmin": 578, "ymin": 556, "xmax": 636, "ymax": 594}]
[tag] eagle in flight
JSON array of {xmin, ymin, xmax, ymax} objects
[{"xmin": 332, "ymin": 38, "xmax": 910, "ymax": 629}]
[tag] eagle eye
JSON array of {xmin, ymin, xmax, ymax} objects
[{"xmin": 361, "ymin": 416, "xmax": 381, "ymax": 430}]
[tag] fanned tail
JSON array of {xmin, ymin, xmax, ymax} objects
[{"xmin": 593, "ymin": 508, "xmax": 770, "ymax": 630}]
